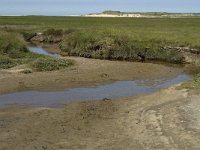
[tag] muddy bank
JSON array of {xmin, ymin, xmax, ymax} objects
[
  {"xmin": 0, "ymin": 46, "xmax": 200, "ymax": 149},
  {"xmin": 0, "ymin": 56, "xmax": 192, "ymax": 94},
  {"xmin": 1, "ymin": 84, "xmax": 200, "ymax": 149},
  {"xmin": 0, "ymin": 74, "xmax": 191, "ymax": 107}
]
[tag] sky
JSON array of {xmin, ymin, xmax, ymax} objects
[{"xmin": 0, "ymin": 0, "xmax": 200, "ymax": 16}]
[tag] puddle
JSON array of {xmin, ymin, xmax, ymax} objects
[
  {"xmin": 0, "ymin": 74, "xmax": 191, "ymax": 107},
  {"xmin": 28, "ymin": 47, "xmax": 61, "ymax": 57}
]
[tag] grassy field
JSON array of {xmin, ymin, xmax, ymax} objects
[
  {"xmin": 0, "ymin": 16, "xmax": 199, "ymax": 46},
  {"xmin": 0, "ymin": 16, "xmax": 200, "ymax": 64},
  {"xmin": 0, "ymin": 16, "xmax": 199, "ymax": 44}
]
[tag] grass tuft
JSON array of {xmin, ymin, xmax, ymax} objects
[
  {"xmin": 0, "ymin": 55, "xmax": 16, "ymax": 69},
  {"xmin": 30, "ymin": 57, "xmax": 73, "ymax": 71}
]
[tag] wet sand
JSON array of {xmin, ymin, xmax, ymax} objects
[
  {"xmin": 0, "ymin": 57, "xmax": 200, "ymax": 150},
  {"xmin": 1, "ymin": 84, "xmax": 200, "ymax": 150}
]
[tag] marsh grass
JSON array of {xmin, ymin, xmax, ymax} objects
[
  {"xmin": 0, "ymin": 31, "xmax": 72, "ymax": 71},
  {"xmin": 0, "ymin": 16, "xmax": 200, "ymax": 49},
  {"xmin": 0, "ymin": 16, "xmax": 199, "ymax": 64},
  {"xmin": 60, "ymin": 30, "xmax": 185, "ymax": 63}
]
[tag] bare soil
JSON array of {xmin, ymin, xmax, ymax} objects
[
  {"xmin": 1, "ymin": 85, "xmax": 200, "ymax": 150},
  {"xmin": 0, "ymin": 57, "xmax": 200, "ymax": 150}
]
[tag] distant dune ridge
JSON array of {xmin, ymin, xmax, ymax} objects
[{"xmin": 85, "ymin": 10, "xmax": 200, "ymax": 18}]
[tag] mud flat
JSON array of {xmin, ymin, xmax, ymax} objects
[
  {"xmin": 0, "ymin": 56, "xmax": 191, "ymax": 94},
  {"xmin": 1, "ymin": 83, "xmax": 200, "ymax": 149},
  {"xmin": 0, "ymin": 48, "xmax": 200, "ymax": 149}
]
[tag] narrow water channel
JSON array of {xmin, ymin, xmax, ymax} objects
[
  {"xmin": 0, "ymin": 46, "xmax": 192, "ymax": 107},
  {"xmin": 0, "ymin": 74, "xmax": 190, "ymax": 107},
  {"xmin": 28, "ymin": 47, "xmax": 61, "ymax": 57}
]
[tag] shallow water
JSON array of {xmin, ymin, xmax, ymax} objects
[
  {"xmin": 28, "ymin": 47, "xmax": 61, "ymax": 57},
  {"xmin": 0, "ymin": 46, "xmax": 192, "ymax": 107},
  {"xmin": 0, "ymin": 74, "xmax": 191, "ymax": 107}
]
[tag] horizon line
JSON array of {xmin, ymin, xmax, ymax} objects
[{"xmin": 1, "ymin": 11, "xmax": 200, "ymax": 17}]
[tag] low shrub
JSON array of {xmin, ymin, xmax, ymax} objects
[
  {"xmin": 0, "ymin": 55, "xmax": 16, "ymax": 69},
  {"xmin": 30, "ymin": 57, "xmax": 73, "ymax": 71}
]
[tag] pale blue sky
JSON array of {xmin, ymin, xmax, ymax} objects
[{"xmin": 0, "ymin": 0, "xmax": 200, "ymax": 16}]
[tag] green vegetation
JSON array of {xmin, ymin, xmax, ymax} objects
[
  {"xmin": 0, "ymin": 16, "xmax": 199, "ymax": 64},
  {"xmin": 0, "ymin": 31, "xmax": 31, "ymax": 69},
  {"xmin": 0, "ymin": 31, "xmax": 72, "ymax": 71},
  {"xmin": 43, "ymin": 28, "xmax": 64, "ymax": 36},
  {"xmin": 0, "ymin": 16, "xmax": 200, "ymax": 48},
  {"xmin": 183, "ymin": 74, "xmax": 200, "ymax": 89},
  {"xmin": 30, "ymin": 57, "xmax": 73, "ymax": 71},
  {"xmin": 0, "ymin": 55, "xmax": 16, "ymax": 69},
  {"xmin": 0, "ymin": 32, "xmax": 27, "ymax": 58},
  {"xmin": 60, "ymin": 30, "xmax": 184, "ymax": 63},
  {"xmin": 30, "ymin": 28, "xmax": 66, "ymax": 43},
  {"xmin": 22, "ymin": 32, "xmax": 36, "ymax": 41}
]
